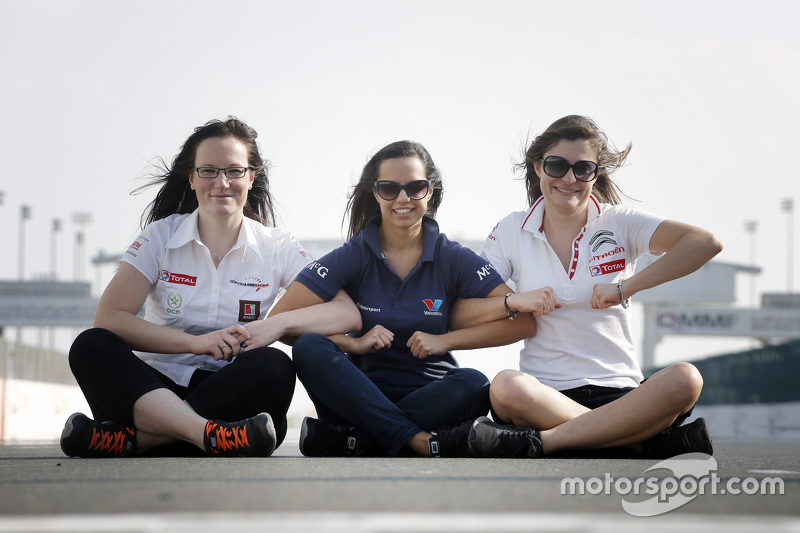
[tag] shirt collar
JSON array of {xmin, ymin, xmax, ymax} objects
[
  {"xmin": 165, "ymin": 209, "xmax": 263, "ymax": 263},
  {"xmin": 520, "ymin": 194, "xmax": 602, "ymax": 236},
  {"xmin": 363, "ymin": 214, "xmax": 440, "ymax": 262}
]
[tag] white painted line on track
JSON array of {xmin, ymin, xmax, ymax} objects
[{"xmin": 0, "ymin": 512, "xmax": 799, "ymax": 533}]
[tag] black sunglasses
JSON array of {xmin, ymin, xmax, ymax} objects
[
  {"xmin": 541, "ymin": 156, "xmax": 599, "ymax": 182},
  {"xmin": 374, "ymin": 180, "xmax": 431, "ymax": 201}
]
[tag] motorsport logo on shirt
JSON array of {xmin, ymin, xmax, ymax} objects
[
  {"xmin": 229, "ymin": 277, "xmax": 269, "ymax": 292},
  {"xmin": 159, "ymin": 270, "xmax": 197, "ymax": 286},
  {"xmin": 422, "ymin": 299, "xmax": 444, "ymax": 317}
]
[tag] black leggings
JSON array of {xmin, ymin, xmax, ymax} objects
[{"xmin": 68, "ymin": 328, "xmax": 296, "ymax": 448}]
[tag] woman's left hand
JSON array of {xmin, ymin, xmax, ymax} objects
[
  {"xmin": 195, "ymin": 324, "xmax": 251, "ymax": 361},
  {"xmin": 239, "ymin": 318, "xmax": 282, "ymax": 351},
  {"xmin": 591, "ymin": 283, "xmax": 625, "ymax": 309},
  {"xmin": 407, "ymin": 331, "xmax": 449, "ymax": 359}
]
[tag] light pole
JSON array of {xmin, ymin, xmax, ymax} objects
[
  {"xmin": 72, "ymin": 212, "xmax": 93, "ymax": 282},
  {"xmin": 781, "ymin": 199, "xmax": 794, "ymax": 293},
  {"xmin": 744, "ymin": 220, "xmax": 758, "ymax": 306},
  {"xmin": 18, "ymin": 205, "xmax": 31, "ymax": 280},
  {"xmin": 50, "ymin": 218, "xmax": 62, "ymax": 280},
  {"xmin": 48, "ymin": 218, "xmax": 63, "ymax": 357}
]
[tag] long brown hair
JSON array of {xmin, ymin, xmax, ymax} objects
[
  {"xmin": 135, "ymin": 117, "xmax": 275, "ymax": 228},
  {"xmin": 344, "ymin": 140, "xmax": 444, "ymax": 239},
  {"xmin": 517, "ymin": 115, "xmax": 631, "ymax": 206}
]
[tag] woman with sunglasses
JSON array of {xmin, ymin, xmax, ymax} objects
[
  {"xmin": 267, "ymin": 140, "xmax": 536, "ymax": 457},
  {"xmin": 61, "ymin": 117, "xmax": 360, "ymax": 458},
  {"xmin": 458, "ymin": 115, "xmax": 723, "ymax": 459}
]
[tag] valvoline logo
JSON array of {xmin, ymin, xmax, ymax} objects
[
  {"xmin": 159, "ymin": 270, "xmax": 197, "ymax": 286},
  {"xmin": 423, "ymin": 299, "xmax": 442, "ymax": 311}
]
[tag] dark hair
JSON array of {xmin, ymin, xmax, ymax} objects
[
  {"xmin": 344, "ymin": 140, "xmax": 444, "ymax": 238},
  {"xmin": 517, "ymin": 115, "xmax": 631, "ymax": 206},
  {"xmin": 135, "ymin": 117, "xmax": 275, "ymax": 228}
]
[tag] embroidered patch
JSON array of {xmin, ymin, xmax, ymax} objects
[
  {"xmin": 590, "ymin": 259, "xmax": 626, "ymax": 276},
  {"xmin": 422, "ymin": 299, "xmax": 444, "ymax": 317},
  {"xmin": 166, "ymin": 292, "xmax": 183, "ymax": 315},
  {"xmin": 159, "ymin": 270, "xmax": 197, "ymax": 286},
  {"xmin": 239, "ymin": 300, "xmax": 260, "ymax": 322}
]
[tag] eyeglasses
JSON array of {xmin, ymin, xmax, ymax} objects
[
  {"xmin": 194, "ymin": 167, "xmax": 250, "ymax": 179},
  {"xmin": 540, "ymin": 156, "xmax": 598, "ymax": 182},
  {"xmin": 374, "ymin": 180, "xmax": 431, "ymax": 201}
]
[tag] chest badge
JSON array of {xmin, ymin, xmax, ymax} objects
[
  {"xmin": 239, "ymin": 300, "xmax": 261, "ymax": 322},
  {"xmin": 166, "ymin": 292, "xmax": 183, "ymax": 315}
]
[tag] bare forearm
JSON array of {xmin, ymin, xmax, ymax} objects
[
  {"xmin": 94, "ymin": 309, "xmax": 194, "ymax": 353},
  {"xmin": 270, "ymin": 298, "xmax": 361, "ymax": 338},
  {"xmin": 626, "ymin": 230, "xmax": 723, "ymax": 297},
  {"xmin": 441, "ymin": 314, "xmax": 536, "ymax": 351},
  {"xmin": 326, "ymin": 333, "xmax": 358, "ymax": 352},
  {"xmin": 449, "ymin": 284, "xmax": 516, "ymax": 330}
]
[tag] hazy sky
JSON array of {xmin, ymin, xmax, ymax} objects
[{"xmin": 2, "ymin": 0, "xmax": 799, "ymax": 369}]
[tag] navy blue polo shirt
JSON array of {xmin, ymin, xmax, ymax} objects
[{"xmin": 296, "ymin": 215, "xmax": 503, "ymax": 396}]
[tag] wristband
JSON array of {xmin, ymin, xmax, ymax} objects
[
  {"xmin": 504, "ymin": 293, "xmax": 518, "ymax": 320},
  {"xmin": 616, "ymin": 279, "xmax": 630, "ymax": 309}
]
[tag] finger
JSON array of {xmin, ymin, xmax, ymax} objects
[
  {"xmin": 223, "ymin": 335, "xmax": 241, "ymax": 351},
  {"xmin": 225, "ymin": 324, "xmax": 245, "ymax": 338},
  {"xmin": 219, "ymin": 342, "xmax": 233, "ymax": 359}
]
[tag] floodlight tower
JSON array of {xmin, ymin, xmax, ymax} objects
[
  {"xmin": 744, "ymin": 220, "xmax": 758, "ymax": 306},
  {"xmin": 781, "ymin": 199, "xmax": 794, "ymax": 293},
  {"xmin": 72, "ymin": 212, "xmax": 93, "ymax": 281},
  {"xmin": 19, "ymin": 205, "xmax": 31, "ymax": 280}
]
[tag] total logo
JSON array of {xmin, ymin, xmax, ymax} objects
[
  {"xmin": 160, "ymin": 270, "xmax": 197, "ymax": 286},
  {"xmin": 590, "ymin": 259, "xmax": 625, "ymax": 277},
  {"xmin": 423, "ymin": 299, "xmax": 444, "ymax": 316}
]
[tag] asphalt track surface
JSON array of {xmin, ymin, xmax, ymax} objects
[{"xmin": 1, "ymin": 431, "xmax": 798, "ymax": 532}]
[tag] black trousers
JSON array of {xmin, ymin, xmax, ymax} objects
[{"xmin": 68, "ymin": 328, "xmax": 296, "ymax": 448}]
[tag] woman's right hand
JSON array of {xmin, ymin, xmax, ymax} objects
[
  {"xmin": 345, "ymin": 325, "xmax": 395, "ymax": 355},
  {"xmin": 506, "ymin": 287, "xmax": 560, "ymax": 316},
  {"xmin": 191, "ymin": 324, "xmax": 251, "ymax": 362}
]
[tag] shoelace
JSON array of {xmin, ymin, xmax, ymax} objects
[
  {"xmin": 207, "ymin": 421, "xmax": 250, "ymax": 452},
  {"xmin": 89, "ymin": 426, "xmax": 135, "ymax": 456},
  {"xmin": 494, "ymin": 425, "xmax": 538, "ymax": 452}
]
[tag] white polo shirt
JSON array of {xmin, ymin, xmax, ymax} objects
[
  {"xmin": 481, "ymin": 195, "xmax": 664, "ymax": 390},
  {"xmin": 122, "ymin": 210, "xmax": 311, "ymax": 386}
]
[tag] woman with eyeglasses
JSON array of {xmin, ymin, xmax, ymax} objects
[
  {"xmin": 61, "ymin": 117, "xmax": 360, "ymax": 458},
  {"xmin": 454, "ymin": 115, "xmax": 723, "ymax": 459},
  {"xmin": 266, "ymin": 140, "xmax": 536, "ymax": 457}
]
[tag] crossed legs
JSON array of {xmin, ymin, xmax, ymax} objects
[
  {"xmin": 68, "ymin": 328, "xmax": 295, "ymax": 454},
  {"xmin": 489, "ymin": 362, "xmax": 703, "ymax": 455}
]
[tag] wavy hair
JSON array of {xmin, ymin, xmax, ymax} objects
[
  {"xmin": 516, "ymin": 115, "xmax": 631, "ymax": 206},
  {"xmin": 135, "ymin": 117, "xmax": 275, "ymax": 227}
]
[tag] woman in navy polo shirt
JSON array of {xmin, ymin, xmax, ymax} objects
[{"xmin": 271, "ymin": 140, "xmax": 536, "ymax": 457}]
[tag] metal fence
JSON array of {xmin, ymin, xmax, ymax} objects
[
  {"xmin": 0, "ymin": 338, "xmax": 76, "ymax": 385},
  {"xmin": 646, "ymin": 339, "xmax": 800, "ymax": 405}
]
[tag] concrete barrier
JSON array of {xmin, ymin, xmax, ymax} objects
[{"xmin": 0, "ymin": 378, "xmax": 90, "ymax": 442}]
